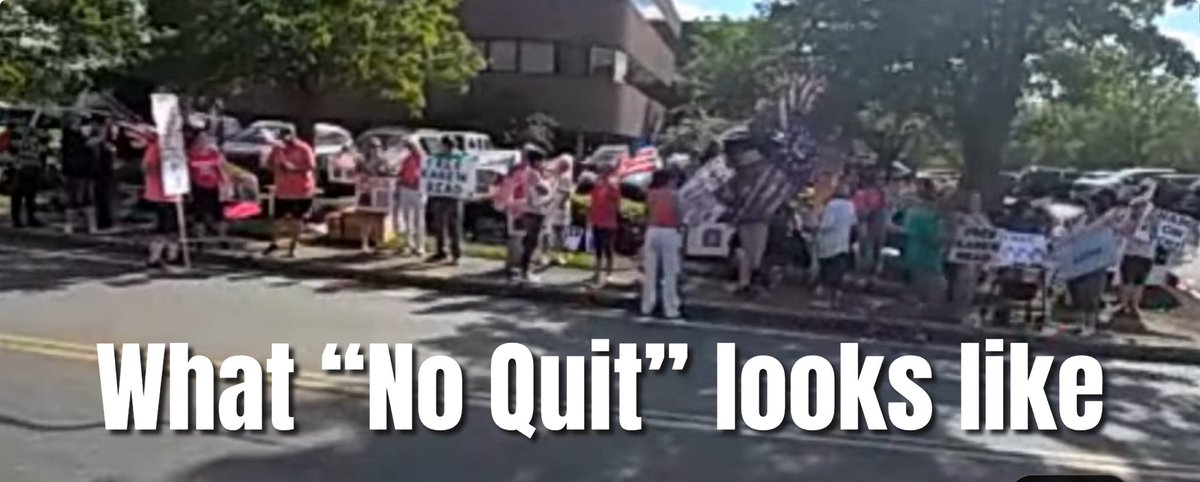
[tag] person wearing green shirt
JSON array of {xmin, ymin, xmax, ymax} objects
[{"xmin": 898, "ymin": 179, "xmax": 947, "ymax": 308}]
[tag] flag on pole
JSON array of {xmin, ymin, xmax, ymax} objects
[{"xmin": 617, "ymin": 146, "xmax": 659, "ymax": 178}]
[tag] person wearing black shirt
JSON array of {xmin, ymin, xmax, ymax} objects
[
  {"xmin": 93, "ymin": 120, "xmax": 120, "ymax": 230},
  {"xmin": 61, "ymin": 117, "xmax": 97, "ymax": 233},
  {"xmin": 8, "ymin": 121, "xmax": 45, "ymax": 228}
]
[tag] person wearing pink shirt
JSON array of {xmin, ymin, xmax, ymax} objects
[
  {"xmin": 262, "ymin": 131, "xmax": 316, "ymax": 257},
  {"xmin": 641, "ymin": 169, "xmax": 683, "ymax": 320},
  {"xmin": 187, "ymin": 130, "xmax": 230, "ymax": 247},
  {"xmin": 141, "ymin": 133, "xmax": 182, "ymax": 268}
]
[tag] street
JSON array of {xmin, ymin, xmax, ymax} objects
[{"xmin": 1, "ymin": 238, "xmax": 1199, "ymax": 482}]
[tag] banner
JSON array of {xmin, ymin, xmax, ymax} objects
[
  {"xmin": 948, "ymin": 224, "xmax": 1001, "ymax": 265},
  {"xmin": 1053, "ymin": 226, "xmax": 1121, "ymax": 281},
  {"xmin": 1150, "ymin": 209, "xmax": 1198, "ymax": 254},
  {"xmin": 422, "ymin": 155, "xmax": 476, "ymax": 199},
  {"xmin": 150, "ymin": 94, "xmax": 190, "ymax": 196},
  {"xmin": 679, "ymin": 156, "xmax": 735, "ymax": 226},
  {"xmin": 357, "ymin": 177, "xmax": 396, "ymax": 213},
  {"xmin": 994, "ymin": 231, "xmax": 1049, "ymax": 267},
  {"xmin": 686, "ymin": 223, "xmax": 735, "ymax": 258}
]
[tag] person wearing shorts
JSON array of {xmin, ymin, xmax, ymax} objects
[
  {"xmin": 589, "ymin": 168, "xmax": 620, "ymax": 285},
  {"xmin": 814, "ymin": 185, "xmax": 857, "ymax": 307},
  {"xmin": 263, "ymin": 131, "xmax": 316, "ymax": 258}
]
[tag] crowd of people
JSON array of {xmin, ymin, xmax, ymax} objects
[{"xmin": 6, "ymin": 112, "xmax": 1195, "ymax": 331}]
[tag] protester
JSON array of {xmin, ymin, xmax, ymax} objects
[
  {"xmin": 541, "ymin": 154, "xmax": 575, "ymax": 266},
  {"xmin": 187, "ymin": 129, "xmax": 231, "ymax": 248},
  {"xmin": 394, "ymin": 138, "xmax": 426, "ymax": 257},
  {"xmin": 8, "ymin": 119, "xmax": 45, "ymax": 228},
  {"xmin": 641, "ymin": 169, "xmax": 683, "ymax": 320},
  {"xmin": 1115, "ymin": 195, "xmax": 1156, "ymax": 318},
  {"xmin": 518, "ymin": 149, "xmax": 554, "ymax": 282},
  {"xmin": 262, "ymin": 130, "xmax": 316, "ymax": 258},
  {"xmin": 93, "ymin": 119, "xmax": 124, "ymax": 231},
  {"xmin": 814, "ymin": 183, "xmax": 857, "ymax": 307},
  {"xmin": 61, "ymin": 117, "xmax": 97, "ymax": 234},
  {"xmin": 355, "ymin": 137, "xmax": 390, "ymax": 253},
  {"xmin": 853, "ymin": 169, "xmax": 888, "ymax": 274},
  {"xmin": 1062, "ymin": 192, "xmax": 1121, "ymax": 336},
  {"xmin": 494, "ymin": 146, "xmax": 537, "ymax": 278},
  {"xmin": 948, "ymin": 191, "xmax": 992, "ymax": 326},
  {"xmin": 588, "ymin": 162, "xmax": 621, "ymax": 285},
  {"xmin": 140, "ymin": 133, "xmax": 182, "ymax": 269},
  {"xmin": 717, "ymin": 135, "xmax": 777, "ymax": 297},
  {"xmin": 428, "ymin": 136, "xmax": 465, "ymax": 264},
  {"xmin": 897, "ymin": 178, "xmax": 947, "ymax": 308}
]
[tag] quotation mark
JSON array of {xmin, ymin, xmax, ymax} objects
[
  {"xmin": 322, "ymin": 343, "xmax": 365, "ymax": 372},
  {"xmin": 643, "ymin": 343, "xmax": 689, "ymax": 372}
]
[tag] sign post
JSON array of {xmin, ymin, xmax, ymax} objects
[{"xmin": 152, "ymin": 93, "xmax": 192, "ymax": 269}]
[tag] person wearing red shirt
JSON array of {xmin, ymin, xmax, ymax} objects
[
  {"xmin": 263, "ymin": 131, "xmax": 316, "ymax": 257},
  {"xmin": 641, "ymin": 169, "xmax": 683, "ymax": 320},
  {"xmin": 394, "ymin": 138, "xmax": 426, "ymax": 257},
  {"xmin": 588, "ymin": 165, "xmax": 621, "ymax": 285},
  {"xmin": 187, "ymin": 130, "xmax": 230, "ymax": 247},
  {"xmin": 141, "ymin": 133, "xmax": 183, "ymax": 268}
]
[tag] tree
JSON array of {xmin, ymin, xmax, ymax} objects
[
  {"xmin": 768, "ymin": 0, "xmax": 1197, "ymax": 200},
  {"xmin": 143, "ymin": 0, "xmax": 483, "ymax": 139},
  {"xmin": 0, "ymin": 0, "xmax": 151, "ymax": 101},
  {"xmin": 1012, "ymin": 46, "xmax": 1200, "ymax": 170},
  {"xmin": 655, "ymin": 104, "xmax": 735, "ymax": 157},
  {"xmin": 680, "ymin": 17, "xmax": 789, "ymax": 120}
]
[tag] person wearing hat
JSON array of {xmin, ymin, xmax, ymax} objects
[{"xmin": 427, "ymin": 135, "xmax": 466, "ymax": 263}]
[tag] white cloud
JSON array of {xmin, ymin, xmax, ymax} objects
[{"xmin": 674, "ymin": 0, "xmax": 723, "ymax": 20}]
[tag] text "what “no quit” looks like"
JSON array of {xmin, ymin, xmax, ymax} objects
[{"xmin": 95, "ymin": 340, "xmax": 1103, "ymax": 436}]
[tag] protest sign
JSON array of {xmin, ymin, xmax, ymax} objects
[
  {"xmin": 679, "ymin": 156, "xmax": 735, "ymax": 226},
  {"xmin": 422, "ymin": 155, "xmax": 476, "ymax": 199},
  {"xmin": 1053, "ymin": 226, "xmax": 1121, "ymax": 281},
  {"xmin": 948, "ymin": 224, "xmax": 1001, "ymax": 265},
  {"xmin": 564, "ymin": 226, "xmax": 590, "ymax": 252},
  {"xmin": 686, "ymin": 223, "xmax": 734, "ymax": 258},
  {"xmin": 1150, "ymin": 209, "xmax": 1197, "ymax": 254},
  {"xmin": 357, "ymin": 177, "xmax": 396, "ymax": 213},
  {"xmin": 994, "ymin": 231, "xmax": 1049, "ymax": 267},
  {"xmin": 151, "ymin": 94, "xmax": 189, "ymax": 197}
]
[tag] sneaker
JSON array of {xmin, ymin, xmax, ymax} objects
[
  {"xmin": 427, "ymin": 253, "xmax": 448, "ymax": 263},
  {"xmin": 260, "ymin": 244, "xmax": 279, "ymax": 257}
]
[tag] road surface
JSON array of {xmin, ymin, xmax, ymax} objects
[{"xmin": 0, "ymin": 238, "xmax": 1198, "ymax": 482}]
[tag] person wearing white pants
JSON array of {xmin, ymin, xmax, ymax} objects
[
  {"xmin": 394, "ymin": 140, "xmax": 427, "ymax": 257},
  {"xmin": 641, "ymin": 170, "xmax": 683, "ymax": 319}
]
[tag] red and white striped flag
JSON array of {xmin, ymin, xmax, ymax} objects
[{"xmin": 617, "ymin": 146, "xmax": 658, "ymax": 178}]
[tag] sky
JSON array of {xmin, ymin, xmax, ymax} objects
[{"xmin": 674, "ymin": 0, "xmax": 1200, "ymax": 66}]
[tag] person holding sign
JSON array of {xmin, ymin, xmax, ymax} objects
[
  {"xmin": 140, "ymin": 133, "xmax": 183, "ymax": 268},
  {"xmin": 428, "ymin": 136, "xmax": 465, "ymax": 264},
  {"xmin": 395, "ymin": 139, "xmax": 426, "ymax": 257},
  {"xmin": 262, "ymin": 131, "xmax": 316, "ymax": 258},
  {"xmin": 355, "ymin": 137, "xmax": 391, "ymax": 253}
]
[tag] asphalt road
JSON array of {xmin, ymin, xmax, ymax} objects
[{"xmin": 1, "ymin": 239, "xmax": 1199, "ymax": 482}]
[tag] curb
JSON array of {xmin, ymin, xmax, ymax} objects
[{"xmin": 5, "ymin": 226, "xmax": 1200, "ymax": 365}]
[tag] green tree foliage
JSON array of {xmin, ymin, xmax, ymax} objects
[
  {"xmin": 765, "ymin": 0, "xmax": 1196, "ymax": 198},
  {"xmin": 0, "ymin": 0, "xmax": 151, "ymax": 101},
  {"xmin": 681, "ymin": 17, "xmax": 788, "ymax": 120},
  {"xmin": 1012, "ymin": 46, "xmax": 1200, "ymax": 171},
  {"xmin": 143, "ymin": 0, "xmax": 484, "ymax": 133}
]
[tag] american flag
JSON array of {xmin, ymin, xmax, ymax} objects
[{"xmin": 617, "ymin": 146, "xmax": 659, "ymax": 178}]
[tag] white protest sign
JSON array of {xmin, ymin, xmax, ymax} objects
[
  {"xmin": 422, "ymin": 154, "xmax": 476, "ymax": 199},
  {"xmin": 948, "ymin": 223, "xmax": 1001, "ymax": 265},
  {"xmin": 564, "ymin": 226, "xmax": 590, "ymax": 252},
  {"xmin": 686, "ymin": 222, "xmax": 735, "ymax": 258},
  {"xmin": 1151, "ymin": 209, "xmax": 1197, "ymax": 253},
  {"xmin": 994, "ymin": 230, "xmax": 1049, "ymax": 267},
  {"xmin": 679, "ymin": 156, "xmax": 735, "ymax": 226},
  {"xmin": 1053, "ymin": 226, "xmax": 1121, "ymax": 281},
  {"xmin": 356, "ymin": 177, "xmax": 396, "ymax": 213},
  {"xmin": 151, "ymin": 94, "xmax": 190, "ymax": 196}
]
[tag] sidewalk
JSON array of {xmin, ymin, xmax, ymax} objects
[{"xmin": 4, "ymin": 218, "xmax": 1200, "ymax": 364}]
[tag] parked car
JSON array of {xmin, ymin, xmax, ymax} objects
[
  {"xmin": 1072, "ymin": 167, "xmax": 1175, "ymax": 199},
  {"xmin": 1012, "ymin": 166, "xmax": 1079, "ymax": 199},
  {"xmin": 221, "ymin": 121, "xmax": 354, "ymax": 189}
]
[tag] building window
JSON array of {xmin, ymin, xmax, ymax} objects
[
  {"xmin": 589, "ymin": 47, "xmax": 628, "ymax": 82},
  {"xmin": 519, "ymin": 41, "xmax": 556, "ymax": 74},
  {"xmin": 557, "ymin": 43, "xmax": 587, "ymax": 76},
  {"xmin": 488, "ymin": 40, "xmax": 517, "ymax": 72}
]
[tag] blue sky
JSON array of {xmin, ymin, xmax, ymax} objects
[{"xmin": 676, "ymin": 1, "xmax": 1200, "ymax": 63}]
